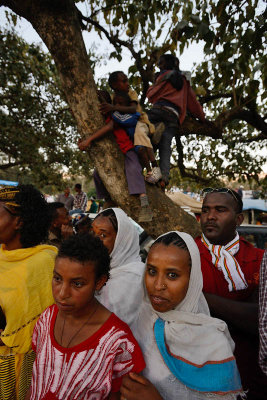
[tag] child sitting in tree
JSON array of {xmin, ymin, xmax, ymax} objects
[
  {"xmin": 99, "ymin": 71, "xmax": 162, "ymax": 184},
  {"xmin": 78, "ymin": 91, "xmax": 153, "ymax": 223},
  {"xmin": 112, "ymin": 91, "xmax": 161, "ymax": 183},
  {"xmin": 26, "ymin": 233, "xmax": 145, "ymax": 400}
]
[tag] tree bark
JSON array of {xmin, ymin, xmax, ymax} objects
[{"xmin": 1, "ymin": 0, "xmax": 201, "ymax": 238}]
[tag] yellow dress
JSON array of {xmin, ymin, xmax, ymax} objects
[{"xmin": 0, "ymin": 244, "xmax": 57, "ymax": 400}]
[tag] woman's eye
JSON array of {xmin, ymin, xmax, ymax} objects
[
  {"xmin": 53, "ymin": 276, "xmax": 61, "ymax": 282},
  {"xmin": 147, "ymin": 268, "xmax": 156, "ymax": 276},
  {"xmin": 168, "ymin": 272, "xmax": 178, "ymax": 279}
]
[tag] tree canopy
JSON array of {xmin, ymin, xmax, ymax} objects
[
  {"xmin": 0, "ymin": 27, "xmax": 90, "ymax": 188},
  {"xmin": 77, "ymin": 0, "xmax": 266, "ymax": 185},
  {"xmin": 0, "ymin": 0, "xmax": 266, "ymax": 236}
]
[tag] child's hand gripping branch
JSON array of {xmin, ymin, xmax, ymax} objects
[{"xmin": 78, "ymin": 120, "xmax": 114, "ymax": 151}]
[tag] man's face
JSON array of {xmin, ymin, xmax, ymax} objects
[
  {"xmin": 64, "ymin": 187, "xmax": 70, "ymax": 196},
  {"xmin": 112, "ymin": 73, "xmax": 129, "ymax": 92},
  {"xmin": 200, "ymin": 193, "xmax": 244, "ymax": 245},
  {"xmin": 54, "ymin": 207, "xmax": 71, "ymax": 229}
]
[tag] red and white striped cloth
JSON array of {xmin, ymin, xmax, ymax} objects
[
  {"xmin": 31, "ymin": 305, "xmax": 145, "ymax": 399},
  {"xmin": 259, "ymin": 250, "xmax": 267, "ymax": 376},
  {"xmin": 201, "ymin": 233, "xmax": 248, "ymax": 292}
]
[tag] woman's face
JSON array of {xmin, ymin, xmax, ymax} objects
[
  {"xmin": 0, "ymin": 202, "xmax": 21, "ymax": 249},
  {"xmin": 91, "ymin": 215, "xmax": 117, "ymax": 254},
  {"xmin": 145, "ymin": 243, "xmax": 191, "ymax": 312}
]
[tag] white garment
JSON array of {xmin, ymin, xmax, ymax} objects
[
  {"xmin": 96, "ymin": 208, "xmax": 144, "ymax": 327},
  {"xmin": 132, "ymin": 231, "xmax": 243, "ymax": 400},
  {"xmin": 201, "ymin": 233, "xmax": 248, "ymax": 292}
]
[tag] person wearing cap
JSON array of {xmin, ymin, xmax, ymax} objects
[
  {"xmin": 0, "ymin": 185, "xmax": 57, "ymax": 399},
  {"xmin": 89, "ymin": 196, "xmax": 98, "ymax": 213},
  {"xmin": 195, "ymin": 187, "xmax": 266, "ymax": 399}
]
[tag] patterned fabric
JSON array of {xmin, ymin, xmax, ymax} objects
[
  {"xmin": 31, "ymin": 305, "xmax": 145, "ymax": 399},
  {"xmin": 201, "ymin": 233, "xmax": 248, "ymax": 292},
  {"xmin": 259, "ymin": 250, "xmax": 267, "ymax": 375},
  {"xmin": 0, "ymin": 244, "xmax": 57, "ymax": 400},
  {"xmin": 73, "ymin": 191, "xmax": 88, "ymax": 212},
  {"xmin": 0, "ymin": 186, "xmax": 20, "ymax": 214}
]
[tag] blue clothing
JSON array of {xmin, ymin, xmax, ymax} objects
[{"xmin": 112, "ymin": 111, "xmax": 141, "ymax": 142}]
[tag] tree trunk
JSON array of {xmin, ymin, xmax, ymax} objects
[{"xmin": 1, "ymin": 0, "xmax": 201, "ymax": 238}]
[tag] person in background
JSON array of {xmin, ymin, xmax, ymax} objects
[
  {"xmin": 47, "ymin": 202, "xmax": 73, "ymax": 248},
  {"xmin": 0, "ymin": 185, "xmax": 57, "ymax": 400},
  {"xmin": 74, "ymin": 214, "xmax": 92, "ymax": 234},
  {"xmin": 121, "ymin": 231, "xmax": 243, "ymax": 400},
  {"xmin": 92, "ymin": 208, "xmax": 145, "ymax": 327},
  {"xmin": 26, "ymin": 233, "xmax": 145, "ymax": 400},
  {"xmin": 89, "ymin": 196, "xmax": 98, "ymax": 213},
  {"xmin": 147, "ymin": 53, "xmax": 206, "ymax": 190},
  {"xmin": 259, "ymin": 250, "xmax": 267, "ymax": 376},
  {"xmin": 56, "ymin": 186, "xmax": 74, "ymax": 211},
  {"xmin": 195, "ymin": 187, "xmax": 266, "ymax": 399},
  {"xmin": 70, "ymin": 183, "xmax": 88, "ymax": 215}
]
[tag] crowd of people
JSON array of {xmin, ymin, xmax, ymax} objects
[
  {"xmin": 0, "ymin": 53, "xmax": 266, "ymax": 400},
  {"xmin": 0, "ymin": 184, "xmax": 266, "ymax": 400}
]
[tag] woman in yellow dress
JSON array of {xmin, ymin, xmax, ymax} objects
[{"xmin": 0, "ymin": 185, "xmax": 57, "ymax": 400}]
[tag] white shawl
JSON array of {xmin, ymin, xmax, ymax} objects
[
  {"xmin": 133, "ymin": 231, "xmax": 243, "ymax": 399},
  {"xmin": 96, "ymin": 208, "xmax": 144, "ymax": 326}
]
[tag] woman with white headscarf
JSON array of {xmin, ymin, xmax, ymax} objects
[
  {"xmin": 92, "ymin": 208, "xmax": 144, "ymax": 327},
  {"xmin": 121, "ymin": 231, "xmax": 244, "ymax": 400}
]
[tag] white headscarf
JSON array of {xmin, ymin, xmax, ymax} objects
[
  {"xmin": 133, "ymin": 231, "xmax": 243, "ymax": 397},
  {"xmin": 96, "ymin": 208, "xmax": 144, "ymax": 326}
]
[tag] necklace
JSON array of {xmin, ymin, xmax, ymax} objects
[{"xmin": 60, "ymin": 302, "xmax": 99, "ymax": 348}]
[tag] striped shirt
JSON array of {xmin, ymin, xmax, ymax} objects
[
  {"xmin": 73, "ymin": 191, "xmax": 88, "ymax": 212},
  {"xmin": 259, "ymin": 250, "xmax": 267, "ymax": 375},
  {"xmin": 31, "ymin": 305, "xmax": 145, "ymax": 399}
]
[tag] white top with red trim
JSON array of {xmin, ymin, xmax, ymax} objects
[{"xmin": 31, "ymin": 305, "xmax": 145, "ymax": 400}]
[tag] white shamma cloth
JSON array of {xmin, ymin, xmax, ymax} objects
[
  {"xmin": 96, "ymin": 208, "xmax": 144, "ymax": 327},
  {"xmin": 132, "ymin": 231, "xmax": 244, "ymax": 400}
]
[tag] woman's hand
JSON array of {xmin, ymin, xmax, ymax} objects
[{"xmin": 120, "ymin": 372, "xmax": 163, "ymax": 400}]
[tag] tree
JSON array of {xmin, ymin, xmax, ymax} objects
[
  {"xmin": 77, "ymin": 0, "xmax": 266, "ymax": 185},
  {"xmin": 0, "ymin": 0, "xmax": 201, "ymax": 238},
  {"xmin": 0, "ymin": 28, "xmax": 91, "ymax": 187}
]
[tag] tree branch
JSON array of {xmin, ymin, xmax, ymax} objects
[{"xmin": 216, "ymin": 107, "xmax": 267, "ymax": 136}]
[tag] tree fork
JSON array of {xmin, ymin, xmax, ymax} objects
[{"xmin": 1, "ymin": 0, "xmax": 201, "ymax": 238}]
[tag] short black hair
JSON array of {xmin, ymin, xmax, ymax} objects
[
  {"xmin": 58, "ymin": 233, "xmax": 110, "ymax": 281},
  {"xmin": 108, "ymin": 71, "xmax": 124, "ymax": 89},
  {"xmin": 48, "ymin": 202, "xmax": 65, "ymax": 222},
  {"xmin": 94, "ymin": 209, "xmax": 118, "ymax": 232},
  {"xmin": 14, "ymin": 184, "xmax": 52, "ymax": 248},
  {"xmin": 204, "ymin": 189, "xmax": 243, "ymax": 214},
  {"xmin": 113, "ymin": 91, "xmax": 131, "ymax": 106},
  {"xmin": 159, "ymin": 53, "xmax": 180, "ymax": 70},
  {"xmin": 151, "ymin": 232, "xmax": 191, "ymax": 267},
  {"xmin": 75, "ymin": 183, "xmax": 82, "ymax": 190},
  {"xmin": 97, "ymin": 90, "xmax": 112, "ymax": 104},
  {"xmin": 75, "ymin": 215, "xmax": 92, "ymax": 233}
]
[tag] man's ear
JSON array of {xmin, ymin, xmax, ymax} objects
[
  {"xmin": 236, "ymin": 213, "xmax": 244, "ymax": 227},
  {"xmin": 95, "ymin": 275, "xmax": 108, "ymax": 291}
]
